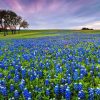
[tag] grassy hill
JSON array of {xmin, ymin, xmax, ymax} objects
[
  {"xmin": 0, "ymin": 30, "xmax": 100, "ymax": 39},
  {"xmin": 0, "ymin": 30, "xmax": 59, "ymax": 39}
]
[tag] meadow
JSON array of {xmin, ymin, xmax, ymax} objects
[{"xmin": 0, "ymin": 30, "xmax": 100, "ymax": 100}]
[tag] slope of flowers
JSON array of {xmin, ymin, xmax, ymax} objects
[{"xmin": 0, "ymin": 33, "xmax": 100, "ymax": 100}]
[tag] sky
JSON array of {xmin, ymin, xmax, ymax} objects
[{"xmin": 0, "ymin": 0, "xmax": 100, "ymax": 29}]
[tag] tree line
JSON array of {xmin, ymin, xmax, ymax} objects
[{"xmin": 0, "ymin": 9, "xmax": 29, "ymax": 36}]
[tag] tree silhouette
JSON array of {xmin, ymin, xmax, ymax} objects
[
  {"xmin": 82, "ymin": 27, "xmax": 93, "ymax": 30},
  {"xmin": 19, "ymin": 20, "xmax": 29, "ymax": 32},
  {"xmin": 0, "ymin": 9, "xmax": 29, "ymax": 36},
  {"xmin": 0, "ymin": 10, "xmax": 6, "ymax": 29}
]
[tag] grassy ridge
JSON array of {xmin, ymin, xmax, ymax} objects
[
  {"xmin": 0, "ymin": 30, "xmax": 100, "ymax": 39},
  {"xmin": 72, "ymin": 30, "xmax": 100, "ymax": 33},
  {"xmin": 0, "ymin": 30, "xmax": 59, "ymax": 39}
]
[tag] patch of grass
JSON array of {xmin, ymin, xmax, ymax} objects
[
  {"xmin": 72, "ymin": 30, "xmax": 100, "ymax": 34},
  {"xmin": 0, "ymin": 30, "xmax": 59, "ymax": 39},
  {"xmin": 0, "ymin": 30, "xmax": 100, "ymax": 39}
]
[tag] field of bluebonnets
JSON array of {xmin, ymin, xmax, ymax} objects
[{"xmin": 0, "ymin": 32, "xmax": 100, "ymax": 100}]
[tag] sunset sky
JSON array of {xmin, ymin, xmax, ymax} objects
[{"xmin": 0, "ymin": 0, "xmax": 100, "ymax": 29}]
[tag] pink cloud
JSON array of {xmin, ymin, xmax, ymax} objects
[
  {"xmin": 3, "ymin": 0, "xmax": 89, "ymax": 15},
  {"xmin": 5, "ymin": 0, "xmax": 23, "ymax": 12}
]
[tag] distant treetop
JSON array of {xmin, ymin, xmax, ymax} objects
[{"xmin": 81, "ymin": 27, "xmax": 93, "ymax": 30}]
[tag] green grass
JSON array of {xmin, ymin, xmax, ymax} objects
[
  {"xmin": 72, "ymin": 30, "xmax": 100, "ymax": 33},
  {"xmin": 0, "ymin": 30, "xmax": 100, "ymax": 39},
  {"xmin": 0, "ymin": 30, "xmax": 59, "ymax": 39}
]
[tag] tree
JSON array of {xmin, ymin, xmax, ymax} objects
[
  {"xmin": 0, "ymin": 10, "xmax": 6, "ymax": 32},
  {"xmin": 5, "ymin": 10, "xmax": 21, "ymax": 34},
  {"xmin": 82, "ymin": 27, "xmax": 93, "ymax": 30},
  {"xmin": 0, "ymin": 9, "xmax": 17, "ymax": 35},
  {"xmin": 0, "ymin": 9, "xmax": 29, "ymax": 36},
  {"xmin": 19, "ymin": 20, "xmax": 29, "ymax": 33},
  {"xmin": 0, "ymin": 9, "xmax": 9, "ymax": 36}
]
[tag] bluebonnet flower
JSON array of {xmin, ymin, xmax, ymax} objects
[
  {"xmin": 55, "ymin": 63, "xmax": 62, "ymax": 73},
  {"xmin": 1, "ymin": 86, "xmax": 7, "ymax": 96},
  {"xmin": 10, "ymin": 69, "xmax": 15, "ymax": 74},
  {"xmin": 46, "ymin": 88, "xmax": 50, "ymax": 96},
  {"xmin": 73, "ymin": 69, "xmax": 79, "ymax": 80},
  {"xmin": 46, "ymin": 62, "xmax": 50, "ymax": 68},
  {"xmin": 95, "ymin": 88, "xmax": 100, "ymax": 95},
  {"xmin": 34, "ymin": 86, "xmax": 38, "ymax": 92},
  {"xmin": 21, "ymin": 68, "xmax": 26, "ymax": 78},
  {"xmin": 23, "ymin": 88, "xmax": 31, "ymax": 99},
  {"xmin": 39, "ymin": 62, "xmax": 44, "ymax": 69},
  {"xmin": 74, "ymin": 83, "xmax": 83, "ymax": 91},
  {"xmin": 80, "ymin": 68, "xmax": 87, "ymax": 76},
  {"xmin": 88, "ymin": 88, "xmax": 94, "ymax": 100},
  {"xmin": 65, "ymin": 88, "xmax": 71, "ymax": 100},
  {"xmin": 15, "ymin": 65, "xmax": 20, "ymax": 70},
  {"xmin": 91, "ymin": 65, "xmax": 95, "ymax": 71},
  {"xmin": 30, "ymin": 74, "xmax": 36, "ymax": 81},
  {"xmin": 45, "ymin": 79, "xmax": 49, "ymax": 86},
  {"xmin": 54, "ymin": 85, "xmax": 59, "ymax": 95},
  {"xmin": 62, "ymin": 59, "xmax": 66, "ymax": 64},
  {"xmin": 78, "ymin": 90, "xmax": 85, "ymax": 99},
  {"xmin": 19, "ymin": 83, "xmax": 24, "ymax": 91},
  {"xmin": 64, "ymin": 84, "xmax": 68, "ymax": 92},
  {"xmin": 14, "ymin": 75, "xmax": 20, "ymax": 82},
  {"xmin": 60, "ymin": 85, "xmax": 64, "ymax": 95},
  {"xmin": 61, "ymin": 78, "xmax": 66, "ymax": 84},
  {"xmin": 0, "ymin": 80, "xmax": 6, "ymax": 86},
  {"xmin": 15, "ymin": 69, "xmax": 19, "ymax": 75},
  {"xmin": 14, "ymin": 90, "xmax": 19, "ymax": 98},
  {"xmin": 59, "ymin": 67, "xmax": 63, "ymax": 72},
  {"xmin": 21, "ymin": 79, "xmax": 25, "ymax": 85},
  {"xmin": 67, "ymin": 76, "xmax": 71, "ymax": 84},
  {"xmin": 0, "ymin": 73, "xmax": 3, "ymax": 78},
  {"xmin": 38, "ymin": 70, "xmax": 43, "ymax": 78},
  {"xmin": 80, "ymin": 73, "xmax": 84, "ymax": 79},
  {"xmin": 98, "ymin": 59, "xmax": 100, "ymax": 64},
  {"xmin": 96, "ymin": 67, "xmax": 99, "ymax": 71},
  {"xmin": 65, "ymin": 63, "xmax": 70, "ymax": 70},
  {"xmin": 66, "ymin": 70, "xmax": 70, "ymax": 76},
  {"xmin": 7, "ymin": 74, "xmax": 12, "ymax": 79},
  {"xmin": 85, "ymin": 58, "xmax": 89, "ymax": 65},
  {"xmin": 90, "ymin": 71, "xmax": 93, "ymax": 75},
  {"xmin": 77, "ymin": 83, "xmax": 83, "ymax": 91},
  {"xmin": 74, "ymin": 83, "xmax": 78, "ymax": 91},
  {"xmin": 10, "ymin": 84, "xmax": 14, "ymax": 91},
  {"xmin": 27, "ymin": 97, "xmax": 32, "ymax": 100},
  {"xmin": 28, "ymin": 70, "xmax": 31, "ymax": 76}
]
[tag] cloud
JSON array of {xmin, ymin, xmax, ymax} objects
[
  {"xmin": 0, "ymin": 0, "xmax": 100, "ymax": 29},
  {"xmin": 73, "ymin": 21, "xmax": 100, "ymax": 29},
  {"xmin": 5, "ymin": 0, "xmax": 23, "ymax": 12}
]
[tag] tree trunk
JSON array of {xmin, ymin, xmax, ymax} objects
[
  {"xmin": 18, "ymin": 26, "xmax": 21, "ymax": 33},
  {"xmin": 6, "ymin": 29, "xmax": 8, "ymax": 35},
  {"xmin": 11, "ymin": 30, "xmax": 14, "ymax": 34},
  {"xmin": 14, "ymin": 26, "xmax": 16, "ymax": 34},
  {"xmin": 4, "ymin": 31, "xmax": 6, "ymax": 36},
  {"xmin": 4, "ymin": 30, "xmax": 7, "ymax": 36},
  {"xmin": 3, "ymin": 26, "xmax": 8, "ymax": 36}
]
